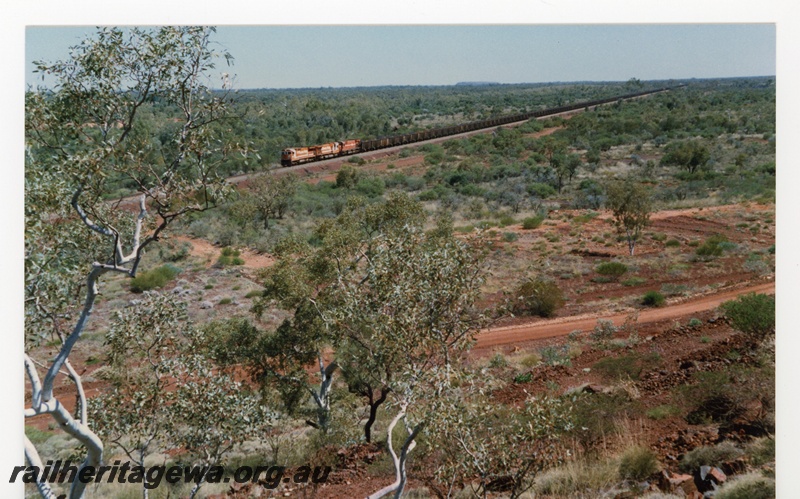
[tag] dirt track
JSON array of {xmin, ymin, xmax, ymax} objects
[{"xmin": 474, "ymin": 281, "xmax": 774, "ymax": 351}]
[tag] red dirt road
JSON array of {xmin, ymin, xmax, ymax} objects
[{"xmin": 475, "ymin": 281, "xmax": 774, "ymax": 351}]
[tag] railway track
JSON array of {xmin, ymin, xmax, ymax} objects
[{"xmin": 118, "ymin": 85, "xmax": 679, "ymax": 207}]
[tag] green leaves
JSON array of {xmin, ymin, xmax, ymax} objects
[{"xmin": 605, "ymin": 178, "xmax": 652, "ymax": 256}]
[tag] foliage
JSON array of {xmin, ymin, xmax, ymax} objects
[
  {"xmin": 745, "ymin": 437, "xmax": 775, "ymax": 466},
  {"xmin": 336, "ymin": 165, "xmax": 360, "ymax": 189},
  {"xmin": 533, "ymin": 459, "xmax": 619, "ymax": 497},
  {"xmin": 429, "ymin": 380, "xmax": 575, "ymax": 499},
  {"xmin": 680, "ymin": 361, "xmax": 774, "ymax": 432},
  {"xmin": 660, "ymin": 140, "xmax": 711, "ymax": 174},
  {"xmin": 590, "ymin": 319, "xmax": 617, "ymax": 345},
  {"xmin": 646, "ymin": 405, "xmax": 681, "ymax": 420},
  {"xmin": 695, "ymin": 234, "xmax": 729, "ymax": 258},
  {"xmin": 231, "ymin": 173, "xmax": 299, "ymax": 229},
  {"xmin": 596, "ymin": 261, "xmax": 628, "ymax": 278},
  {"xmin": 89, "ymin": 293, "xmax": 272, "ymax": 498},
  {"xmin": 488, "ymin": 353, "xmax": 509, "ymax": 368},
  {"xmin": 540, "ymin": 345, "xmax": 572, "ymax": 367},
  {"xmin": 522, "ymin": 215, "xmax": 545, "ymax": 230},
  {"xmin": 621, "ymin": 276, "xmax": 647, "ymax": 287},
  {"xmin": 714, "ymin": 473, "xmax": 775, "ymax": 499},
  {"xmin": 720, "ymin": 293, "xmax": 775, "ymax": 340},
  {"xmin": 678, "ymin": 441, "xmax": 744, "ymax": 473},
  {"xmin": 593, "ymin": 353, "xmax": 661, "ymax": 381},
  {"xmin": 216, "ymin": 246, "xmax": 245, "ymax": 266},
  {"xmin": 510, "ymin": 279, "xmax": 565, "ymax": 318},
  {"xmin": 642, "ymin": 290, "xmax": 666, "ymax": 307},
  {"xmin": 605, "ymin": 179, "xmax": 652, "ymax": 256},
  {"xmin": 567, "ymin": 392, "xmax": 636, "ymax": 452},
  {"xmin": 25, "ymin": 26, "xmax": 244, "ymax": 499},
  {"xmin": 129, "ymin": 264, "xmax": 180, "ymax": 293},
  {"xmin": 618, "ymin": 446, "xmax": 659, "ymax": 481}
]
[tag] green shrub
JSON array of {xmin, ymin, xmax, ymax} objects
[
  {"xmin": 646, "ymin": 405, "xmax": 680, "ymax": 420},
  {"xmin": 502, "ymin": 232, "xmax": 519, "ymax": 243},
  {"xmin": 355, "ymin": 177, "xmax": 385, "ymax": 198},
  {"xmin": 129, "ymin": 265, "xmax": 179, "ymax": 293},
  {"xmin": 596, "ymin": 261, "xmax": 628, "ymax": 278},
  {"xmin": 346, "ymin": 155, "xmax": 366, "ymax": 166},
  {"xmin": 618, "ymin": 446, "xmax": 659, "ymax": 481},
  {"xmin": 650, "ymin": 232, "xmax": 667, "ymax": 242},
  {"xmin": 621, "ymin": 276, "xmax": 647, "ymax": 287},
  {"xmin": 695, "ymin": 234, "xmax": 728, "ymax": 257},
  {"xmin": 488, "ymin": 353, "xmax": 508, "ymax": 368},
  {"xmin": 688, "ymin": 318, "xmax": 703, "ymax": 327},
  {"xmin": 590, "ymin": 319, "xmax": 617, "ymax": 344},
  {"xmin": 519, "ymin": 353, "xmax": 542, "ymax": 368},
  {"xmin": 25, "ymin": 426, "xmax": 53, "ymax": 445},
  {"xmin": 527, "ymin": 182, "xmax": 557, "ymax": 199},
  {"xmin": 679, "ymin": 441, "xmax": 744, "ymax": 472},
  {"xmin": 217, "ymin": 247, "xmax": 244, "ymax": 267},
  {"xmin": 511, "ymin": 279, "xmax": 565, "ymax": 318},
  {"xmin": 336, "ymin": 164, "xmax": 360, "ymax": 188},
  {"xmin": 158, "ymin": 241, "xmax": 191, "ymax": 262},
  {"xmin": 593, "ymin": 353, "xmax": 661, "ymax": 381},
  {"xmin": 642, "ymin": 291, "xmax": 665, "ymax": 307},
  {"xmin": 713, "ymin": 473, "xmax": 775, "ymax": 499},
  {"xmin": 745, "ymin": 437, "xmax": 775, "ymax": 466},
  {"xmin": 540, "ymin": 345, "xmax": 571, "ymax": 367},
  {"xmin": 522, "ymin": 215, "xmax": 544, "ymax": 230},
  {"xmin": 720, "ymin": 293, "xmax": 775, "ymax": 339},
  {"xmin": 498, "ymin": 215, "xmax": 516, "ymax": 227},
  {"xmin": 514, "ymin": 372, "xmax": 532, "ymax": 384},
  {"xmin": 665, "ymin": 239, "xmax": 681, "ymax": 248},
  {"xmin": 244, "ymin": 290, "xmax": 263, "ymax": 299},
  {"xmin": 218, "ymin": 297, "xmax": 232, "ymax": 305},
  {"xmin": 572, "ymin": 211, "xmax": 599, "ymax": 224},
  {"xmin": 567, "ymin": 392, "xmax": 637, "ymax": 452}
]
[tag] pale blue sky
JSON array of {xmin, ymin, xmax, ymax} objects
[{"xmin": 26, "ymin": 24, "xmax": 775, "ymax": 89}]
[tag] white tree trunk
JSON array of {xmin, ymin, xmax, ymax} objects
[{"xmin": 365, "ymin": 403, "xmax": 423, "ymax": 499}]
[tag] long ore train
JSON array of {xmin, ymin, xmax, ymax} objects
[{"xmin": 280, "ymin": 86, "xmax": 677, "ymax": 167}]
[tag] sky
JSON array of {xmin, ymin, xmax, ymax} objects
[{"xmin": 26, "ymin": 24, "xmax": 776, "ymax": 89}]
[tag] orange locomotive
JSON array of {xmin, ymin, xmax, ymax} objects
[{"xmin": 281, "ymin": 139, "xmax": 360, "ymax": 167}]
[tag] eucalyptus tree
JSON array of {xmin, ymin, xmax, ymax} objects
[
  {"xmin": 250, "ymin": 193, "xmax": 428, "ymax": 432},
  {"xmin": 89, "ymin": 293, "xmax": 271, "ymax": 499},
  {"xmin": 605, "ymin": 178, "xmax": 653, "ymax": 256},
  {"xmin": 428, "ymin": 379, "xmax": 575, "ymax": 499},
  {"xmin": 252, "ymin": 194, "xmax": 489, "ymax": 498},
  {"xmin": 25, "ymin": 26, "xmax": 244, "ymax": 499}
]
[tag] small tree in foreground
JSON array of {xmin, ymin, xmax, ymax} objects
[
  {"xmin": 90, "ymin": 293, "xmax": 272, "ymax": 499},
  {"xmin": 605, "ymin": 179, "xmax": 652, "ymax": 256},
  {"xmin": 429, "ymin": 375, "xmax": 575, "ymax": 499}
]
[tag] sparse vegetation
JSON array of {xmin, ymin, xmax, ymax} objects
[{"xmin": 24, "ymin": 42, "xmax": 776, "ymax": 499}]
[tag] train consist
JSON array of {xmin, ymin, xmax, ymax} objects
[{"xmin": 280, "ymin": 86, "xmax": 677, "ymax": 167}]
